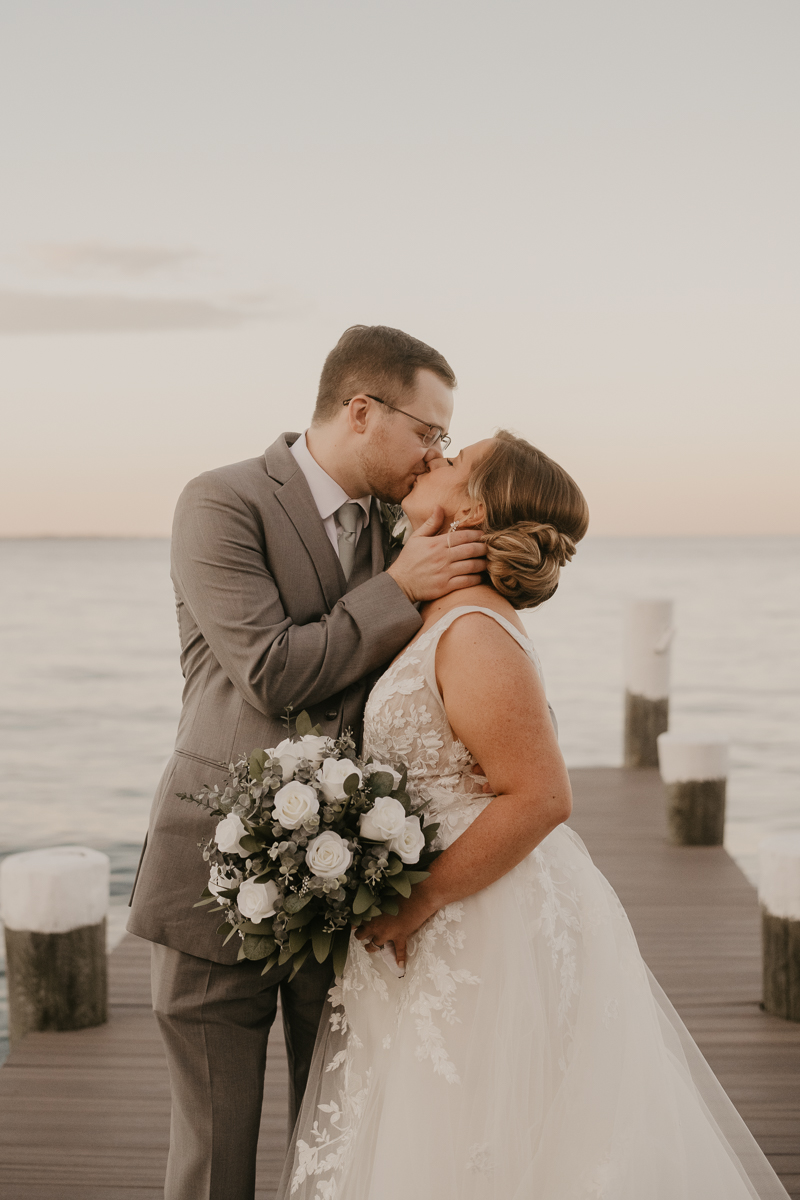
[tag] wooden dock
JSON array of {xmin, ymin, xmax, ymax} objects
[{"xmin": 2, "ymin": 766, "xmax": 800, "ymax": 1197}]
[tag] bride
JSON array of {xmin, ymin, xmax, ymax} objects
[{"xmin": 278, "ymin": 431, "xmax": 788, "ymax": 1199}]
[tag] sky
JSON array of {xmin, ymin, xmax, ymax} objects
[{"xmin": 1, "ymin": 0, "xmax": 798, "ymax": 536}]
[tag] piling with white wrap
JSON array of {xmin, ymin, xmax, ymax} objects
[
  {"xmin": 0, "ymin": 846, "xmax": 109, "ymax": 1046},
  {"xmin": 623, "ymin": 599, "xmax": 673, "ymax": 768},
  {"xmin": 657, "ymin": 734, "xmax": 728, "ymax": 846},
  {"xmin": 759, "ymin": 834, "xmax": 800, "ymax": 1022}
]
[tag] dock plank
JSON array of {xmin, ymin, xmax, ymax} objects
[{"xmin": 1, "ymin": 766, "xmax": 799, "ymax": 1196}]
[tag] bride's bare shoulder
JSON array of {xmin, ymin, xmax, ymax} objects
[{"xmin": 433, "ymin": 593, "xmax": 534, "ymax": 681}]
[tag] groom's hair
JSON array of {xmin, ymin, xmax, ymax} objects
[{"xmin": 313, "ymin": 325, "xmax": 456, "ymax": 423}]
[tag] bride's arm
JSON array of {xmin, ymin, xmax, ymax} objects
[{"xmin": 357, "ymin": 611, "xmax": 572, "ymax": 967}]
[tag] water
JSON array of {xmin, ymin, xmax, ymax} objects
[{"xmin": 1, "ymin": 536, "xmax": 799, "ymax": 1061}]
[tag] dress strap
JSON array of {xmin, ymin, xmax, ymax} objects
[{"xmin": 423, "ymin": 606, "xmax": 544, "ymax": 696}]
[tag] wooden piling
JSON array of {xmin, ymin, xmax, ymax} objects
[
  {"xmin": 5, "ymin": 922, "xmax": 107, "ymax": 1045},
  {"xmin": 0, "ymin": 847, "xmax": 110, "ymax": 1048},
  {"xmin": 657, "ymin": 735, "xmax": 728, "ymax": 846},
  {"xmin": 623, "ymin": 599, "xmax": 673, "ymax": 768},
  {"xmin": 759, "ymin": 834, "xmax": 800, "ymax": 1022}
]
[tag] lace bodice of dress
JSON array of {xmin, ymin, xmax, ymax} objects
[{"xmin": 363, "ymin": 606, "xmax": 544, "ymax": 848}]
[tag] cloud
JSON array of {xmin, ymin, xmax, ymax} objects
[
  {"xmin": 0, "ymin": 290, "xmax": 267, "ymax": 334},
  {"xmin": 25, "ymin": 242, "xmax": 202, "ymax": 278}
]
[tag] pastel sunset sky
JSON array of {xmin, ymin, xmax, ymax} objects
[{"xmin": 2, "ymin": 0, "xmax": 798, "ymax": 536}]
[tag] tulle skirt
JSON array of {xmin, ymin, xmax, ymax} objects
[{"xmin": 278, "ymin": 824, "xmax": 788, "ymax": 1199}]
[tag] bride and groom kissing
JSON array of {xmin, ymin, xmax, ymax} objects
[{"xmin": 128, "ymin": 325, "xmax": 786, "ymax": 1200}]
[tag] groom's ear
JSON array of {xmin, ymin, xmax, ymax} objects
[{"xmin": 343, "ymin": 394, "xmax": 370, "ymax": 435}]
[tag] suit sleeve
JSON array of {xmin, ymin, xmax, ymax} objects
[{"xmin": 171, "ymin": 471, "xmax": 423, "ymax": 717}]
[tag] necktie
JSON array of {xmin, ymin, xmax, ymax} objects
[{"xmin": 336, "ymin": 501, "xmax": 361, "ymax": 580}]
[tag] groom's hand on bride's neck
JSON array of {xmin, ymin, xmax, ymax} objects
[{"xmin": 386, "ymin": 505, "xmax": 487, "ymax": 603}]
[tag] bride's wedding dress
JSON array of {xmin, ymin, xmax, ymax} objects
[{"xmin": 278, "ymin": 607, "xmax": 788, "ymax": 1199}]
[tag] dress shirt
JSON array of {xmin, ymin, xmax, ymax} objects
[{"xmin": 290, "ymin": 432, "xmax": 372, "ymax": 555}]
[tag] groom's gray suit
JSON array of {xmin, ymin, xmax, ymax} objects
[{"xmin": 128, "ymin": 432, "xmax": 422, "ymax": 1200}]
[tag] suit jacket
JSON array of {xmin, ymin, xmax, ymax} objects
[{"xmin": 127, "ymin": 433, "xmax": 423, "ymax": 963}]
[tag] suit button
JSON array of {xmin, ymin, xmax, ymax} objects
[{"xmin": 325, "ymin": 710, "xmax": 337, "ymax": 720}]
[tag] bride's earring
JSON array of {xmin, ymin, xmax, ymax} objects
[{"xmin": 447, "ymin": 520, "xmax": 460, "ymax": 549}]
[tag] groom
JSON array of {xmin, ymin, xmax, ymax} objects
[{"xmin": 127, "ymin": 324, "xmax": 487, "ymax": 1200}]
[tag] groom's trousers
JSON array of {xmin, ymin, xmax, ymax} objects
[{"xmin": 151, "ymin": 942, "xmax": 333, "ymax": 1200}]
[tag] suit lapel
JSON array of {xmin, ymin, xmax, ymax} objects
[{"xmin": 266, "ymin": 434, "xmax": 346, "ymax": 609}]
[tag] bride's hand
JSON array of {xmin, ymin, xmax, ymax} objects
[{"xmin": 355, "ymin": 895, "xmax": 432, "ymax": 971}]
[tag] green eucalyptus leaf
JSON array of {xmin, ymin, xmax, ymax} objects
[
  {"xmin": 278, "ymin": 944, "xmax": 294, "ymax": 966},
  {"xmin": 332, "ymin": 929, "xmax": 350, "ymax": 978},
  {"xmin": 353, "ymin": 883, "xmax": 375, "ymax": 915},
  {"xmin": 249, "ymin": 749, "xmax": 266, "ymax": 782},
  {"xmin": 423, "ymin": 822, "xmax": 440, "ymax": 846},
  {"xmin": 403, "ymin": 870, "xmax": 431, "ymax": 885},
  {"xmin": 387, "ymin": 854, "xmax": 403, "ymax": 876},
  {"xmin": 289, "ymin": 927, "xmax": 312, "ymax": 954},
  {"xmin": 260, "ymin": 952, "xmax": 280, "ymax": 976},
  {"xmin": 388, "ymin": 873, "xmax": 412, "ymax": 898},
  {"xmin": 344, "ymin": 773, "xmax": 361, "ymax": 797},
  {"xmin": 370, "ymin": 771, "xmax": 395, "ymax": 798},
  {"xmin": 238, "ymin": 834, "xmax": 261, "ymax": 853},
  {"xmin": 380, "ymin": 898, "xmax": 399, "ymax": 916},
  {"xmin": 311, "ymin": 929, "xmax": 333, "ymax": 964},
  {"xmin": 284, "ymin": 892, "xmax": 313, "ymax": 915},
  {"xmin": 295, "ymin": 710, "xmax": 313, "ymax": 737},
  {"xmin": 215, "ymin": 921, "xmax": 231, "ymax": 937},
  {"xmin": 239, "ymin": 919, "xmax": 274, "ymax": 936},
  {"xmin": 288, "ymin": 943, "xmax": 312, "ymax": 982},
  {"xmin": 242, "ymin": 934, "xmax": 276, "ymax": 961},
  {"xmin": 193, "ymin": 896, "xmax": 217, "ymax": 907},
  {"xmin": 286, "ymin": 906, "xmax": 317, "ymax": 929},
  {"xmin": 222, "ymin": 924, "xmax": 239, "ymax": 946}
]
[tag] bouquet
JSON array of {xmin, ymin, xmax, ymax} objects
[{"xmin": 180, "ymin": 711, "xmax": 438, "ymax": 980}]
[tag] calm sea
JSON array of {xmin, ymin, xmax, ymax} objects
[{"xmin": 1, "ymin": 536, "xmax": 799, "ymax": 1060}]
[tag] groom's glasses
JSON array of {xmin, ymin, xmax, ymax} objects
[{"xmin": 343, "ymin": 395, "xmax": 451, "ymax": 450}]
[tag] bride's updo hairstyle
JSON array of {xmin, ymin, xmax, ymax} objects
[{"xmin": 467, "ymin": 431, "xmax": 589, "ymax": 609}]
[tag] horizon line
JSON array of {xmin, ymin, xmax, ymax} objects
[{"xmin": 2, "ymin": 532, "xmax": 799, "ymax": 542}]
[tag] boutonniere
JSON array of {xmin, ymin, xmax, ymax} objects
[{"xmin": 379, "ymin": 502, "xmax": 412, "ymax": 568}]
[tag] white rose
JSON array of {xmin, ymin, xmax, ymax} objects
[
  {"xmin": 298, "ymin": 734, "xmax": 332, "ymax": 767},
  {"xmin": 236, "ymin": 877, "xmax": 280, "ymax": 923},
  {"xmin": 388, "ymin": 815, "xmax": 426, "ymax": 865},
  {"xmin": 305, "ymin": 831, "xmax": 353, "ymax": 879},
  {"xmin": 316, "ymin": 757, "xmax": 363, "ymax": 802},
  {"xmin": 208, "ymin": 862, "xmax": 244, "ymax": 896},
  {"xmin": 271, "ymin": 738, "xmax": 305, "ymax": 781},
  {"xmin": 215, "ymin": 813, "xmax": 250, "ymax": 856},
  {"xmin": 273, "ymin": 780, "xmax": 320, "ymax": 829},
  {"xmin": 359, "ymin": 795, "xmax": 407, "ymax": 841},
  {"xmin": 272, "ymin": 734, "xmax": 332, "ymax": 780},
  {"xmin": 364, "ymin": 761, "xmax": 402, "ymax": 790}
]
